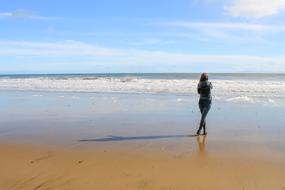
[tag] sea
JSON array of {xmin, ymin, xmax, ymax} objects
[{"xmin": 0, "ymin": 73, "xmax": 285, "ymax": 106}]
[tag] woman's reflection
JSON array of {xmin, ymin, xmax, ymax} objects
[{"xmin": 196, "ymin": 135, "xmax": 207, "ymax": 157}]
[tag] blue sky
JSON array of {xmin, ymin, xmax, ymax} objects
[{"xmin": 1, "ymin": 0, "xmax": 285, "ymax": 73}]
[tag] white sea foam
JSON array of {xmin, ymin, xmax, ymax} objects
[
  {"xmin": 32, "ymin": 94, "xmax": 43, "ymax": 97},
  {"xmin": 176, "ymin": 98, "xmax": 183, "ymax": 102},
  {"xmin": 268, "ymin": 98, "xmax": 275, "ymax": 103},
  {"xmin": 214, "ymin": 96, "xmax": 221, "ymax": 100},
  {"xmin": 0, "ymin": 77, "xmax": 284, "ymax": 105},
  {"xmin": 226, "ymin": 96, "xmax": 255, "ymax": 103}
]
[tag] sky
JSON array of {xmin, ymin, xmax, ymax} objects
[{"xmin": 1, "ymin": 0, "xmax": 285, "ymax": 73}]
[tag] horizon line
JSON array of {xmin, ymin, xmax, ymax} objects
[{"xmin": 1, "ymin": 72, "xmax": 285, "ymax": 75}]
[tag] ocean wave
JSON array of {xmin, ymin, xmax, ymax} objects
[{"xmin": 0, "ymin": 77, "xmax": 285, "ymax": 99}]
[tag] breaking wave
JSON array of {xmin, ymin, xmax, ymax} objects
[{"xmin": 0, "ymin": 76, "xmax": 285, "ymax": 105}]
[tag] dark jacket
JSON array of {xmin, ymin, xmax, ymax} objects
[{"xmin": 197, "ymin": 81, "xmax": 213, "ymax": 102}]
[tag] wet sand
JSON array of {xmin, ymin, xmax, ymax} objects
[
  {"xmin": 1, "ymin": 138, "xmax": 285, "ymax": 190},
  {"xmin": 1, "ymin": 91, "xmax": 285, "ymax": 189}
]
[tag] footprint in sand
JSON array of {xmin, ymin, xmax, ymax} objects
[
  {"xmin": 30, "ymin": 151, "xmax": 52, "ymax": 164},
  {"xmin": 137, "ymin": 178, "xmax": 155, "ymax": 189}
]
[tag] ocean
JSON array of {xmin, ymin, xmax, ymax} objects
[{"xmin": 0, "ymin": 73, "xmax": 285, "ymax": 106}]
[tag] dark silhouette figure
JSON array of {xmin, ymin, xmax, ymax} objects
[{"xmin": 196, "ymin": 73, "xmax": 213, "ymax": 135}]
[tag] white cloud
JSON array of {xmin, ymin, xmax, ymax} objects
[
  {"xmin": 225, "ymin": 0, "xmax": 285, "ymax": 18},
  {"xmin": 0, "ymin": 10, "xmax": 61, "ymax": 20}
]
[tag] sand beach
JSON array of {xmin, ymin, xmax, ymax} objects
[{"xmin": 1, "ymin": 85, "xmax": 285, "ymax": 189}]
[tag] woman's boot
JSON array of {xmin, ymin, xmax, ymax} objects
[{"xmin": 196, "ymin": 120, "xmax": 204, "ymax": 135}]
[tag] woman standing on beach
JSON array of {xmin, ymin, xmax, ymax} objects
[{"xmin": 196, "ymin": 73, "xmax": 213, "ymax": 135}]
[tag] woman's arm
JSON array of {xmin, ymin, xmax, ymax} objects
[{"xmin": 197, "ymin": 83, "xmax": 201, "ymax": 94}]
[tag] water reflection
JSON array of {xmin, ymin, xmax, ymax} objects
[{"xmin": 196, "ymin": 135, "xmax": 207, "ymax": 156}]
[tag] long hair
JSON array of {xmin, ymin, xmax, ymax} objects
[{"xmin": 200, "ymin": 73, "xmax": 208, "ymax": 82}]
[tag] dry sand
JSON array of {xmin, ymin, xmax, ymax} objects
[{"xmin": 1, "ymin": 136, "xmax": 285, "ymax": 190}]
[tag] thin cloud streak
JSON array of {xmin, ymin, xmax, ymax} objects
[
  {"xmin": 0, "ymin": 10, "xmax": 62, "ymax": 20},
  {"xmin": 127, "ymin": 50, "xmax": 285, "ymax": 65},
  {"xmin": 151, "ymin": 20, "xmax": 284, "ymax": 32},
  {"xmin": 0, "ymin": 40, "xmax": 124, "ymax": 57}
]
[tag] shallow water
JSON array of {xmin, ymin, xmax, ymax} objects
[{"xmin": 0, "ymin": 90, "xmax": 284, "ymax": 157}]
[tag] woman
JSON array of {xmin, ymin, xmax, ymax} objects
[{"xmin": 196, "ymin": 73, "xmax": 213, "ymax": 135}]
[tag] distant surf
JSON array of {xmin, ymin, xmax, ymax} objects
[{"xmin": 0, "ymin": 73, "xmax": 284, "ymax": 106}]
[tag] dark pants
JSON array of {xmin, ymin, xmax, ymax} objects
[{"xmin": 197, "ymin": 99, "xmax": 211, "ymax": 134}]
